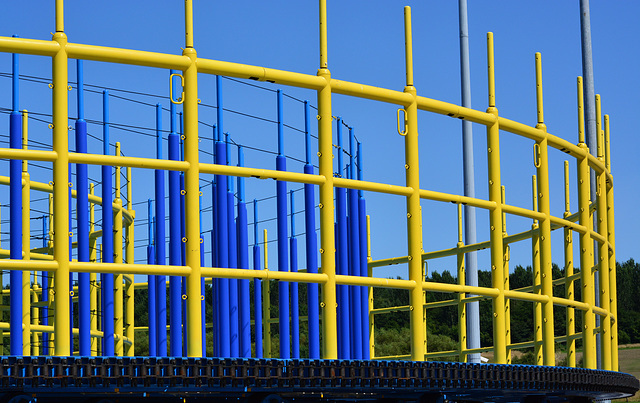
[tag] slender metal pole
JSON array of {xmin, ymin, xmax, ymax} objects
[
  {"xmin": 457, "ymin": 0, "xmax": 480, "ymax": 364},
  {"xmin": 102, "ymin": 91, "xmax": 115, "ymax": 356}
]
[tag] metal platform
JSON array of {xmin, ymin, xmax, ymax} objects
[{"xmin": 0, "ymin": 356, "xmax": 637, "ymax": 402}]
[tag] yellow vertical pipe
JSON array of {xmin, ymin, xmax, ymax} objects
[
  {"xmin": 183, "ymin": 0, "xmax": 203, "ymax": 356},
  {"xmin": 125, "ymin": 167, "xmax": 135, "ymax": 356},
  {"xmin": 52, "ymin": 10, "xmax": 71, "ymax": 355},
  {"xmin": 403, "ymin": 6, "xmax": 426, "ymax": 361},
  {"xmin": 0, "ymin": 204, "xmax": 3, "ymax": 355},
  {"xmin": 595, "ymin": 95, "xmax": 611, "ymax": 370},
  {"xmin": 531, "ymin": 175, "xmax": 542, "ymax": 365},
  {"xmin": 114, "ymin": 143, "xmax": 124, "ymax": 356},
  {"xmin": 31, "ymin": 287, "xmax": 40, "ymax": 356},
  {"xmin": 89, "ymin": 183, "xmax": 97, "ymax": 355},
  {"xmin": 456, "ymin": 204, "xmax": 467, "ymax": 362},
  {"xmin": 564, "ymin": 161, "xmax": 576, "ymax": 367},
  {"xmin": 604, "ymin": 115, "xmax": 618, "ymax": 371},
  {"xmin": 22, "ymin": 109, "xmax": 31, "ymax": 355},
  {"xmin": 367, "ymin": 215, "xmax": 374, "ymax": 359},
  {"xmin": 485, "ymin": 32, "xmax": 506, "ymax": 364},
  {"xmin": 501, "ymin": 186, "xmax": 511, "ymax": 364},
  {"xmin": 534, "ymin": 53, "xmax": 555, "ymax": 366},
  {"xmin": 262, "ymin": 229, "xmax": 271, "ymax": 358},
  {"xmin": 317, "ymin": 0, "xmax": 337, "ymax": 360},
  {"xmin": 48, "ymin": 193, "xmax": 55, "ymax": 354},
  {"xmin": 577, "ymin": 76, "xmax": 596, "ymax": 369}
]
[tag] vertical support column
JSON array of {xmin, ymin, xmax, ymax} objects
[
  {"xmin": 262, "ymin": 229, "xmax": 271, "ymax": 358},
  {"xmin": 147, "ymin": 200, "xmax": 157, "ymax": 357},
  {"xmin": 303, "ymin": 101, "xmax": 320, "ymax": 360},
  {"xmin": 456, "ymin": 203, "xmax": 467, "ymax": 362},
  {"xmin": 183, "ymin": 2, "xmax": 203, "ymax": 354},
  {"xmin": 357, "ymin": 141, "xmax": 370, "ymax": 360},
  {"xmin": 253, "ymin": 200, "xmax": 263, "ymax": 358},
  {"xmin": 237, "ymin": 147, "xmax": 251, "ymax": 358},
  {"xmin": 52, "ymin": 10, "xmax": 71, "ymax": 355},
  {"xmin": 335, "ymin": 118, "xmax": 350, "ymax": 359},
  {"xmin": 317, "ymin": 0, "xmax": 337, "ymax": 360},
  {"xmin": 22, "ymin": 110, "xmax": 31, "ymax": 355},
  {"xmin": 534, "ymin": 53, "xmax": 555, "ymax": 366},
  {"xmin": 114, "ymin": 142, "xmax": 124, "ymax": 356},
  {"xmin": 289, "ymin": 190, "xmax": 300, "ymax": 359},
  {"xmin": 501, "ymin": 186, "xmax": 511, "ymax": 364},
  {"xmin": 48, "ymin": 194, "xmax": 55, "ymax": 355},
  {"xmin": 595, "ymin": 95, "xmax": 611, "ymax": 370},
  {"xmin": 76, "ymin": 59, "xmax": 91, "ymax": 357},
  {"xmin": 367, "ymin": 215, "xmax": 374, "ymax": 359},
  {"xmin": 403, "ymin": 6, "xmax": 426, "ymax": 361},
  {"xmin": 604, "ymin": 115, "xmax": 618, "ymax": 371},
  {"xmin": 102, "ymin": 91, "xmax": 115, "ymax": 356},
  {"xmin": 154, "ymin": 103, "xmax": 167, "ymax": 356},
  {"xmin": 125, "ymin": 167, "xmax": 135, "ymax": 356},
  {"xmin": 90, "ymin": 183, "xmax": 97, "ymax": 355},
  {"xmin": 10, "ymin": 43, "xmax": 23, "ymax": 356},
  {"xmin": 576, "ymin": 76, "xmax": 596, "ymax": 369},
  {"xmin": 564, "ymin": 161, "xmax": 576, "ymax": 367},
  {"xmin": 531, "ymin": 175, "xmax": 542, "ymax": 365},
  {"xmin": 485, "ymin": 32, "xmax": 506, "ymax": 364},
  {"xmin": 348, "ymin": 127, "xmax": 362, "ymax": 360}
]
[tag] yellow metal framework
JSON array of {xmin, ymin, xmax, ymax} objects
[{"xmin": 0, "ymin": 0, "xmax": 619, "ymax": 370}]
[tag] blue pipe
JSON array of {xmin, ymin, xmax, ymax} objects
[
  {"xmin": 9, "ymin": 47, "xmax": 22, "ymax": 355},
  {"xmin": 168, "ymin": 72, "xmax": 183, "ymax": 357},
  {"xmin": 101, "ymin": 90, "xmax": 115, "ymax": 356},
  {"xmin": 237, "ymin": 146, "xmax": 251, "ymax": 358},
  {"xmin": 335, "ymin": 118, "xmax": 350, "ymax": 359},
  {"xmin": 303, "ymin": 101, "xmax": 320, "ymax": 359},
  {"xmin": 226, "ymin": 134, "xmax": 239, "ymax": 357},
  {"xmin": 76, "ymin": 60, "xmax": 91, "ymax": 356},
  {"xmin": 211, "ymin": 180, "xmax": 219, "ymax": 356},
  {"xmin": 154, "ymin": 103, "xmax": 167, "ymax": 356},
  {"xmin": 348, "ymin": 127, "xmax": 362, "ymax": 359},
  {"xmin": 42, "ymin": 216, "xmax": 49, "ymax": 355},
  {"xmin": 215, "ymin": 105, "xmax": 230, "ymax": 356},
  {"xmin": 357, "ymin": 142, "xmax": 369, "ymax": 359},
  {"xmin": 289, "ymin": 190, "xmax": 300, "ymax": 358},
  {"xmin": 276, "ymin": 89, "xmax": 290, "ymax": 359},
  {"xmin": 253, "ymin": 199, "xmax": 263, "ymax": 358},
  {"xmin": 147, "ymin": 201, "xmax": 157, "ymax": 356}
]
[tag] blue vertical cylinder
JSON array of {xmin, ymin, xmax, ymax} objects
[
  {"xmin": 303, "ymin": 101, "xmax": 320, "ymax": 359},
  {"xmin": 154, "ymin": 103, "xmax": 167, "ymax": 356},
  {"xmin": 253, "ymin": 199, "xmax": 263, "ymax": 358},
  {"xmin": 147, "ymin": 201, "xmax": 157, "ymax": 356},
  {"xmin": 168, "ymin": 71, "xmax": 183, "ymax": 357},
  {"xmin": 76, "ymin": 60, "xmax": 91, "ymax": 356},
  {"xmin": 275, "ymin": 89, "xmax": 290, "ymax": 359},
  {"xmin": 357, "ymin": 142, "xmax": 370, "ymax": 359},
  {"xmin": 101, "ymin": 90, "xmax": 115, "ymax": 356},
  {"xmin": 226, "ymin": 135, "xmax": 239, "ymax": 357},
  {"xmin": 9, "ymin": 47, "xmax": 22, "ymax": 356},
  {"xmin": 289, "ymin": 190, "xmax": 300, "ymax": 359},
  {"xmin": 211, "ymin": 180, "xmax": 219, "ymax": 357},
  {"xmin": 237, "ymin": 147, "xmax": 251, "ymax": 358},
  {"xmin": 335, "ymin": 118, "xmax": 350, "ymax": 359},
  {"xmin": 215, "ymin": 77, "xmax": 230, "ymax": 357},
  {"xmin": 348, "ymin": 128, "xmax": 362, "ymax": 359}
]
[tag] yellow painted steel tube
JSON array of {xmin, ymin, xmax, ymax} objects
[
  {"xmin": 595, "ymin": 97, "xmax": 612, "ymax": 370},
  {"xmin": 0, "ymin": 148, "xmax": 57, "ymax": 162},
  {"xmin": 201, "ymin": 267, "xmax": 327, "ymax": 284},
  {"xmin": 52, "ymin": 26, "xmax": 71, "ymax": 356},
  {"xmin": 182, "ymin": 39, "xmax": 203, "ymax": 357},
  {"xmin": 485, "ymin": 32, "xmax": 506, "ymax": 364},
  {"xmin": 534, "ymin": 53, "xmax": 555, "ymax": 366},
  {"xmin": 0, "ymin": 36, "xmax": 59, "ymax": 57},
  {"xmin": 330, "ymin": 79, "xmax": 413, "ymax": 107},
  {"xmin": 90, "ymin": 184, "xmax": 98, "ymax": 355},
  {"xmin": 367, "ymin": 215, "xmax": 375, "ymax": 360},
  {"xmin": 67, "ymin": 43, "xmax": 190, "ymax": 70},
  {"xmin": 22, "ymin": 111, "xmax": 31, "ymax": 354},
  {"xmin": 70, "ymin": 261, "xmax": 190, "ymax": 276},
  {"xmin": 403, "ymin": 6, "xmax": 426, "ymax": 361},
  {"xmin": 564, "ymin": 161, "xmax": 577, "ymax": 367},
  {"xmin": 199, "ymin": 163, "xmax": 325, "ymax": 185},
  {"xmin": 69, "ymin": 152, "xmax": 189, "ymax": 172},
  {"xmin": 125, "ymin": 167, "xmax": 135, "ymax": 356},
  {"xmin": 317, "ymin": 9, "xmax": 337, "ymax": 358},
  {"xmin": 114, "ymin": 145, "xmax": 124, "ymax": 356},
  {"xmin": 418, "ymin": 189, "xmax": 497, "ymax": 211},
  {"xmin": 605, "ymin": 114, "xmax": 618, "ymax": 371},
  {"xmin": 577, "ymin": 77, "xmax": 596, "ymax": 369},
  {"xmin": 532, "ymin": 175, "xmax": 543, "ymax": 365},
  {"xmin": 333, "ymin": 177, "xmax": 411, "ymax": 197},
  {"xmin": 457, "ymin": 204, "xmax": 467, "ymax": 362},
  {"xmin": 501, "ymin": 187, "xmax": 511, "ymax": 364},
  {"xmin": 31, "ymin": 287, "xmax": 40, "ymax": 356}
]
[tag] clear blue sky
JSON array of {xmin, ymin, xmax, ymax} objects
[{"xmin": 0, "ymin": 1, "xmax": 637, "ymax": 278}]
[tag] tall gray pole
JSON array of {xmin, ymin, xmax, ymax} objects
[
  {"xmin": 579, "ymin": 0, "xmax": 601, "ymax": 369},
  {"xmin": 458, "ymin": 0, "xmax": 481, "ymax": 364}
]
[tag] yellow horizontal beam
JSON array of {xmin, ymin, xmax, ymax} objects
[
  {"xmin": 0, "ymin": 148, "xmax": 57, "ymax": 162},
  {"xmin": 0, "ymin": 36, "xmax": 59, "ymax": 56},
  {"xmin": 422, "ymin": 281, "xmax": 500, "ymax": 297},
  {"xmin": 418, "ymin": 189, "xmax": 497, "ymax": 211},
  {"xmin": 201, "ymin": 266, "xmax": 328, "ymax": 284},
  {"xmin": 70, "ymin": 261, "xmax": 191, "ymax": 276},
  {"xmin": 333, "ymin": 177, "xmax": 412, "ymax": 197},
  {"xmin": 416, "ymin": 95, "xmax": 497, "ymax": 126},
  {"xmin": 199, "ymin": 163, "xmax": 325, "ymax": 185},
  {"xmin": 330, "ymin": 78, "xmax": 414, "ymax": 107},
  {"xmin": 0, "ymin": 259, "xmax": 58, "ymax": 271},
  {"xmin": 197, "ymin": 58, "xmax": 325, "ymax": 90},
  {"xmin": 336, "ymin": 275, "xmax": 415, "ymax": 289},
  {"xmin": 69, "ymin": 152, "xmax": 189, "ymax": 172},
  {"xmin": 67, "ymin": 43, "xmax": 191, "ymax": 70}
]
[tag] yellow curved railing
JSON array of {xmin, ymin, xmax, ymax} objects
[{"xmin": 0, "ymin": 1, "xmax": 618, "ymax": 372}]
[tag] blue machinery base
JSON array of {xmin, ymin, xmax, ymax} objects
[{"xmin": 0, "ymin": 357, "xmax": 637, "ymax": 403}]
